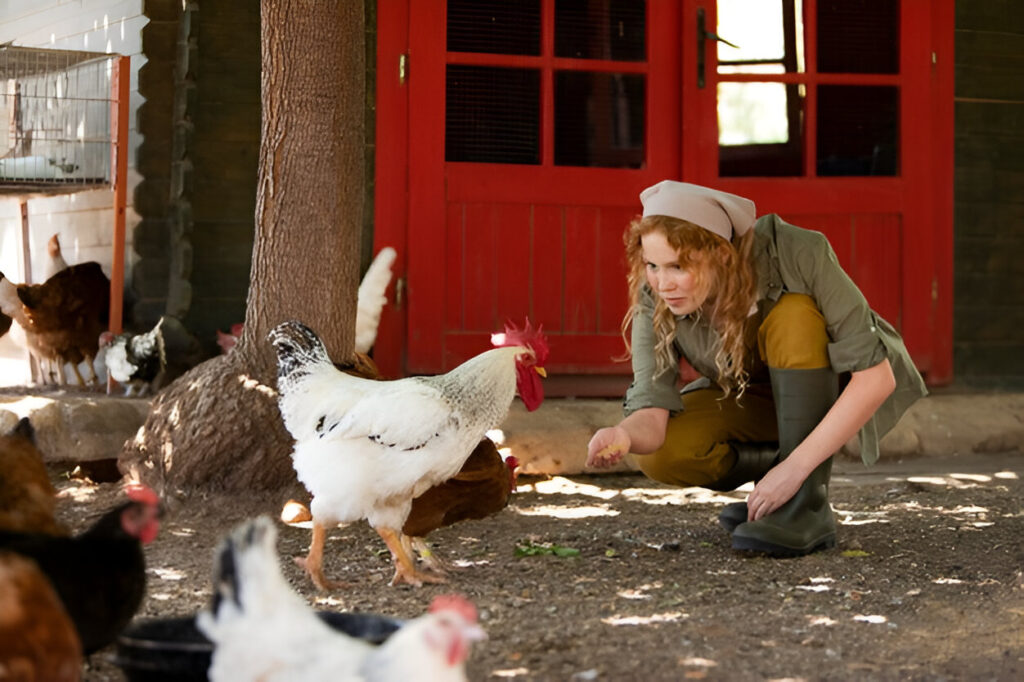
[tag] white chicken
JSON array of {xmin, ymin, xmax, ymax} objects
[
  {"xmin": 268, "ymin": 319, "xmax": 547, "ymax": 589},
  {"xmin": 197, "ymin": 516, "xmax": 485, "ymax": 682}
]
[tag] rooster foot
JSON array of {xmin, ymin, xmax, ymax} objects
[
  {"xmin": 294, "ymin": 555, "xmax": 350, "ymax": 592},
  {"xmin": 389, "ymin": 564, "xmax": 447, "ymax": 587}
]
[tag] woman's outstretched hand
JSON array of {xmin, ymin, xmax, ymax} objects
[{"xmin": 586, "ymin": 426, "xmax": 631, "ymax": 468}]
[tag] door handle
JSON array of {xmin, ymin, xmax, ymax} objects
[{"xmin": 696, "ymin": 7, "xmax": 739, "ymax": 89}]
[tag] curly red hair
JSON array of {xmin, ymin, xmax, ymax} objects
[{"xmin": 621, "ymin": 215, "xmax": 757, "ymax": 398}]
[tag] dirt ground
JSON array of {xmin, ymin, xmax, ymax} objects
[{"xmin": 54, "ymin": 454, "xmax": 1024, "ymax": 682}]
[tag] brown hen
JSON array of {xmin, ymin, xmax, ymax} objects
[
  {"xmin": 401, "ymin": 437, "xmax": 519, "ymax": 574},
  {"xmin": 0, "ymin": 417, "xmax": 66, "ymax": 536},
  {"xmin": 6, "ymin": 262, "xmax": 110, "ymax": 386},
  {"xmin": 0, "ymin": 552, "xmax": 82, "ymax": 681}
]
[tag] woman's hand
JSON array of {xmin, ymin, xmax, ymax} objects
[
  {"xmin": 745, "ymin": 458, "xmax": 808, "ymax": 521},
  {"xmin": 586, "ymin": 426, "xmax": 631, "ymax": 469}
]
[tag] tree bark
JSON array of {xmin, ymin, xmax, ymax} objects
[{"xmin": 120, "ymin": 0, "xmax": 365, "ymax": 493}]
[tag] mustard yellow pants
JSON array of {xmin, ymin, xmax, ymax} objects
[{"xmin": 636, "ymin": 294, "xmax": 831, "ymax": 488}]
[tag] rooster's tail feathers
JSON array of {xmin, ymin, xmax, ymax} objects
[{"xmin": 354, "ymin": 246, "xmax": 396, "ymax": 354}]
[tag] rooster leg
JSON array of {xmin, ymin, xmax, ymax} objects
[
  {"xmin": 411, "ymin": 537, "xmax": 451, "ymax": 575},
  {"xmin": 294, "ymin": 521, "xmax": 348, "ymax": 591},
  {"xmin": 376, "ymin": 527, "xmax": 446, "ymax": 587},
  {"xmin": 70, "ymin": 362, "xmax": 86, "ymax": 386},
  {"xmin": 85, "ymin": 356, "xmax": 99, "ymax": 386}
]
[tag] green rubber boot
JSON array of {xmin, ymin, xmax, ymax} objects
[
  {"xmin": 731, "ymin": 367, "xmax": 839, "ymax": 556},
  {"xmin": 710, "ymin": 444, "xmax": 778, "ymax": 533}
]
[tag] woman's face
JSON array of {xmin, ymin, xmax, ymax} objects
[{"xmin": 641, "ymin": 230, "xmax": 710, "ymax": 316}]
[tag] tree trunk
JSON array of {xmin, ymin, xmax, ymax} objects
[{"xmin": 120, "ymin": 0, "xmax": 365, "ymax": 493}]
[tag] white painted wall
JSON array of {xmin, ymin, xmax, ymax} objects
[{"xmin": 0, "ymin": 0, "xmax": 148, "ymax": 386}]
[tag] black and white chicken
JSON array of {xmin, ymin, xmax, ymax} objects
[
  {"xmin": 197, "ymin": 516, "xmax": 485, "ymax": 682},
  {"xmin": 100, "ymin": 317, "xmax": 166, "ymax": 396}
]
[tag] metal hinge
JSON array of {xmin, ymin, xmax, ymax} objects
[
  {"xmin": 395, "ymin": 276, "xmax": 406, "ymax": 307},
  {"xmin": 399, "ymin": 54, "xmax": 408, "ymax": 85}
]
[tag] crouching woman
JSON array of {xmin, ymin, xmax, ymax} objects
[{"xmin": 587, "ymin": 180, "xmax": 927, "ymax": 556}]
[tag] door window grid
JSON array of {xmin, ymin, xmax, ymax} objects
[
  {"xmin": 445, "ymin": 0, "xmax": 648, "ymax": 168},
  {"xmin": 716, "ymin": 0, "xmax": 901, "ymax": 178}
]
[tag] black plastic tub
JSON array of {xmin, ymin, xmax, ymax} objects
[{"xmin": 114, "ymin": 611, "xmax": 404, "ymax": 682}]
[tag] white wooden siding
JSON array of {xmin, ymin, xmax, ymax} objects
[{"xmin": 0, "ymin": 0, "xmax": 147, "ymax": 385}]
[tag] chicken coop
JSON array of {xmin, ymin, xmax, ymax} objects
[{"xmin": 0, "ymin": 45, "xmax": 130, "ymax": 383}]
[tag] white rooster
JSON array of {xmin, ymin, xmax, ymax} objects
[
  {"xmin": 268, "ymin": 318, "xmax": 548, "ymax": 589},
  {"xmin": 197, "ymin": 516, "xmax": 485, "ymax": 682}
]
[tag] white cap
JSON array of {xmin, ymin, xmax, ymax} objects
[{"xmin": 640, "ymin": 180, "xmax": 756, "ymax": 241}]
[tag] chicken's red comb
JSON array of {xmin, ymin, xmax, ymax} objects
[
  {"xmin": 429, "ymin": 594, "xmax": 478, "ymax": 623},
  {"xmin": 490, "ymin": 319, "xmax": 549, "ymax": 363},
  {"xmin": 125, "ymin": 483, "xmax": 159, "ymax": 507}
]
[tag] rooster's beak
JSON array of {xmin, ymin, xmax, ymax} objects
[{"xmin": 534, "ymin": 366, "xmax": 547, "ymax": 378}]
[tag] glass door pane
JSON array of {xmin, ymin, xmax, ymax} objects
[{"xmin": 716, "ymin": 0, "xmax": 804, "ymax": 177}]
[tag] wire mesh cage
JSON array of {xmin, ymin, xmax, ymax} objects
[{"xmin": 0, "ymin": 45, "xmax": 121, "ymax": 194}]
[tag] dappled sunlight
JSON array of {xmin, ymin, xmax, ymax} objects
[
  {"xmin": 486, "ymin": 428, "xmax": 505, "ymax": 445},
  {"xmin": 994, "ymin": 471, "xmax": 1018, "ymax": 480},
  {"xmin": 237, "ymin": 373, "xmax": 277, "ymax": 398},
  {"xmin": 949, "ymin": 505, "xmax": 989, "ymax": 514},
  {"xmin": 169, "ymin": 527, "xmax": 196, "ymax": 538},
  {"xmin": 617, "ymin": 582, "xmax": 663, "ymax": 600},
  {"xmin": 837, "ymin": 509, "xmax": 891, "ymax": 526},
  {"xmin": 516, "ymin": 504, "xmax": 619, "ymax": 519},
  {"xmin": 58, "ymin": 486, "xmax": 98, "ymax": 502},
  {"xmin": 0, "ymin": 395, "xmax": 56, "ymax": 415},
  {"xmin": 933, "ymin": 577, "xmax": 964, "ymax": 585},
  {"xmin": 853, "ymin": 614, "xmax": 888, "ymax": 624},
  {"xmin": 621, "ymin": 485, "xmax": 732, "ymax": 507},
  {"xmin": 151, "ymin": 566, "xmax": 187, "ymax": 581},
  {"xmin": 453, "ymin": 558, "xmax": 492, "ymax": 568},
  {"xmin": 797, "ymin": 576, "xmax": 834, "ymax": 592},
  {"xmin": 314, "ymin": 595, "xmax": 346, "ymax": 608},
  {"xmin": 521, "ymin": 476, "xmax": 618, "ymax": 500},
  {"xmin": 949, "ymin": 473, "xmax": 994, "ymax": 483},
  {"xmin": 679, "ymin": 657, "xmax": 718, "ymax": 669},
  {"xmin": 492, "ymin": 667, "xmax": 530, "ymax": 678},
  {"xmin": 806, "ymin": 614, "xmax": 838, "ymax": 627},
  {"xmin": 602, "ymin": 611, "xmax": 688, "ymax": 626}
]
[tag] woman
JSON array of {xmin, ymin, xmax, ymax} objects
[{"xmin": 587, "ymin": 180, "xmax": 927, "ymax": 556}]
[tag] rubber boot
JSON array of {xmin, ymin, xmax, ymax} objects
[
  {"xmin": 706, "ymin": 443, "xmax": 777, "ymax": 493},
  {"xmin": 731, "ymin": 367, "xmax": 839, "ymax": 556},
  {"xmin": 714, "ymin": 444, "xmax": 777, "ymax": 532}
]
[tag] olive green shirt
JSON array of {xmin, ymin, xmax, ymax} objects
[{"xmin": 623, "ymin": 213, "xmax": 928, "ymax": 466}]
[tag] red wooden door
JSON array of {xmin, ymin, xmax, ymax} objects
[{"xmin": 374, "ymin": 0, "xmax": 953, "ymax": 388}]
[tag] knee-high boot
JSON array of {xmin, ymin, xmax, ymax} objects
[
  {"xmin": 706, "ymin": 443, "xmax": 777, "ymax": 493},
  {"xmin": 731, "ymin": 366, "xmax": 839, "ymax": 556}
]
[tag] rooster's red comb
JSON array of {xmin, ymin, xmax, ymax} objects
[
  {"xmin": 490, "ymin": 318, "xmax": 549, "ymax": 364},
  {"xmin": 429, "ymin": 594, "xmax": 478, "ymax": 623},
  {"xmin": 125, "ymin": 483, "xmax": 159, "ymax": 507}
]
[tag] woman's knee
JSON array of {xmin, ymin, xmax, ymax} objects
[
  {"xmin": 759, "ymin": 293, "xmax": 830, "ymax": 369},
  {"xmin": 636, "ymin": 441, "xmax": 734, "ymax": 488}
]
